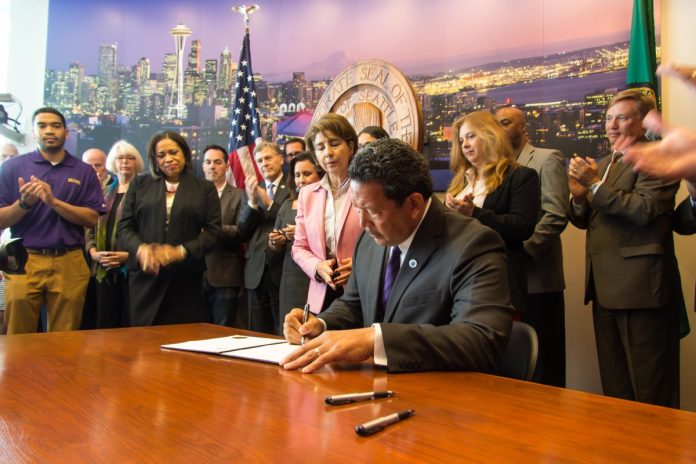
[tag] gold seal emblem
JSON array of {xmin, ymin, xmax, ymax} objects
[{"xmin": 312, "ymin": 59, "xmax": 423, "ymax": 151}]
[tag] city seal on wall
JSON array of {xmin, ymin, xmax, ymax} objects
[{"xmin": 312, "ymin": 59, "xmax": 424, "ymax": 151}]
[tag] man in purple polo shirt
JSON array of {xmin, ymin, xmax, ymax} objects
[{"xmin": 0, "ymin": 107, "xmax": 105, "ymax": 334}]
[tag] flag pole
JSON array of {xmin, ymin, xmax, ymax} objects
[
  {"xmin": 227, "ymin": 4, "xmax": 263, "ymax": 188},
  {"xmin": 232, "ymin": 4, "xmax": 260, "ymax": 34}
]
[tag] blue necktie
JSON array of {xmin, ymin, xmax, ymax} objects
[
  {"xmin": 267, "ymin": 183, "xmax": 275, "ymax": 200},
  {"xmin": 379, "ymin": 246, "xmax": 401, "ymax": 321}
]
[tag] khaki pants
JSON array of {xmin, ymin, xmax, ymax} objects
[{"xmin": 4, "ymin": 249, "xmax": 89, "ymax": 334}]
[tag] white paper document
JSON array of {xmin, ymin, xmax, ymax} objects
[
  {"xmin": 161, "ymin": 335, "xmax": 297, "ymax": 365},
  {"xmin": 219, "ymin": 342, "xmax": 298, "ymax": 364}
]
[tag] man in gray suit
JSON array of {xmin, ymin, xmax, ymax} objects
[
  {"xmin": 281, "ymin": 138, "xmax": 513, "ymax": 373},
  {"xmin": 496, "ymin": 107, "xmax": 569, "ymax": 387},
  {"xmin": 568, "ymin": 89, "xmax": 682, "ymax": 408},
  {"xmin": 202, "ymin": 145, "xmax": 253, "ymax": 327},
  {"xmin": 239, "ymin": 142, "xmax": 289, "ymax": 334}
]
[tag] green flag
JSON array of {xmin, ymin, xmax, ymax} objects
[{"xmin": 626, "ymin": 0, "xmax": 658, "ymax": 104}]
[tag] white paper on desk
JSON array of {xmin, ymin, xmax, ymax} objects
[
  {"xmin": 161, "ymin": 335, "xmax": 285, "ymax": 355},
  {"xmin": 220, "ymin": 342, "xmax": 298, "ymax": 365}
]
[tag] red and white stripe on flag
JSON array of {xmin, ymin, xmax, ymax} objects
[{"xmin": 228, "ymin": 138, "xmax": 263, "ymax": 188}]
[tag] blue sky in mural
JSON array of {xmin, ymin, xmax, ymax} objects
[{"xmin": 46, "ymin": 0, "xmax": 657, "ymax": 83}]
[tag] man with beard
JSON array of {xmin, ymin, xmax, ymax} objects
[{"xmin": 0, "ymin": 107, "xmax": 105, "ymax": 334}]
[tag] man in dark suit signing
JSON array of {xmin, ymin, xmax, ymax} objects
[
  {"xmin": 281, "ymin": 138, "xmax": 513, "ymax": 373},
  {"xmin": 240, "ymin": 142, "xmax": 289, "ymax": 334},
  {"xmin": 568, "ymin": 89, "xmax": 682, "ymax": 408}
]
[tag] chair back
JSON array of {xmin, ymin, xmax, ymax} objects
[{"xmin": 498, "ymin": 321, "xmax": 538, "ymax": 381}]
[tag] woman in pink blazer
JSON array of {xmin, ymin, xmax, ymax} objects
[{"xmin": 292, "ymin": 114, "xmax": 363, "ymax": 313}]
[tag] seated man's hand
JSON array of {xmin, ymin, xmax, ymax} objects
[
  {"xmin": 280, "ymin": 327, "xmax": 375, "ymax": 374},
  {"xmin": 283, "ymin": 308, "xmax": 324, "ymax": 344}
]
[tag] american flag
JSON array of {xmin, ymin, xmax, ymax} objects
[{"xmin": 227, "ymin": 32, "xmax": 262, "ymax": 188}]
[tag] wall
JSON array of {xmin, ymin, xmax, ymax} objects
[
  {"xmin": 4, "ymin": 0, "xmax": 696, "ymax": 410},
  {"xmin": 1, "ymin": 0, "xmax": 48, "ymax": 150},
  {"xmin": 662, "ymin": 0, "xmax": 696, "ymax": 411}
]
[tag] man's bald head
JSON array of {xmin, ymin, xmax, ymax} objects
[
  {"xmin": 1, "ymin": 143, "xmax": 19, "ymax": 164},
  {"xmin": 495, "ymin": 107, "xmax": 527, "ymax": 152},
  {"xmin": 82, "ymin": 148, "xmax": 109, "ymax": 183}
]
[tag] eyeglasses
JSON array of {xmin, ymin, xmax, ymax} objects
[{"xmin": 115, "ymin": 155, "xmax": 137, "ymax": 162}]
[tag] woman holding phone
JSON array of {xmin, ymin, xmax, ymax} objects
[
  {"xmin": 292, "ymin": 114, "xmax": 363, "ymax": 314},
  {"xmin": 268, "ymin": 152, "xmax": 324, "ymax": 329}
]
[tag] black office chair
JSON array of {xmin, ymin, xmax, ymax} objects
[{"xmin": 497, "ymin": 321, "xmax": 538, "ymax": 381}]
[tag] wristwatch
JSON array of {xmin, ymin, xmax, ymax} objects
[{"xmin": 18, "ymin": 198, "xmax": 32, "ymax": 210}]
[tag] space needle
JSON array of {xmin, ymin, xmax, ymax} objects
[{"xmin": 167, "ymin": 23, "xmax": 191, "ymax": 120}]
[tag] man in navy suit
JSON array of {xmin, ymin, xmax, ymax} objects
[
  {"xmin": 281, "ymin": 138, "xmax": 513, "ymax": 373},
  {"xmin": 240, "ymin": 142, "xmax": 289, "ymax": 334}
]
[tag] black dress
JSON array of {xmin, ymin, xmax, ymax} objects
[{"xmin": 273, "ymin": 200, "xmax": 311, "ymax": 322}]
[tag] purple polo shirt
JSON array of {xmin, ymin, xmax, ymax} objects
[{"xmin": 0, "ymin": 150, "xmax": 106, "ymax": 248}]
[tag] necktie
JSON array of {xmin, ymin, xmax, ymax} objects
[
  {"xmin": 267, "ymin": 182, "xmax": 275, "ymax": 200},
  {"xmin": 379, "ymin": 246, "xmax": 402, "ymax": 321},
  {"xmin": 602, "ymin": 151, "xmax": 622, "ymax": 183}
]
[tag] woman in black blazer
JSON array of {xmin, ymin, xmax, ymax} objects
[
  {"xmin": 445, "ymin": 111, "xmax": 540, "ymax": 313},
  {"xmin": 267, "ymin": 152, "xmax": 323, "ymax": 328},
  {"xmin": 117, "ymin": 131, "xmax": 221, "ymax": 326}
]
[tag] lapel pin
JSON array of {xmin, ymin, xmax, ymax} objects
[{"xmin": 409, "ymin": 259, "xmax": 417, "ymax": 268}]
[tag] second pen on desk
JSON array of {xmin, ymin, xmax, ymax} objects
[
  {"xmin": 325, "ymin": 391, "xmax": 396, "ymax": 406},
  {"xmin": 300, "ymin": 303, "xmax": 310, "ymax": 345}
]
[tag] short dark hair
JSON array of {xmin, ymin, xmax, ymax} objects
[
  {"xmin": 305, "ymin": 113, "xmax": 358, "ymax": 156},
  {"xmin": 349, "ymin": 138, "xmax": 432, "ymax": 205},
  {"xmin": 284, "ymin": 137, "xmax": 306, "ymax": 153},
  {"xmin": 32, "ymin": 107, "xmax": 66, "ymax": 127},
  {"xmin": 358, "ymin": 125, "xmax": 389, "ymax": 140},
  {"xmin": 203, "ymin": 144, "xmax": 229, "ymax": 163},
  {"xmin": 146, "ymin": 131, "xmax": 193, "ymax": 179}
]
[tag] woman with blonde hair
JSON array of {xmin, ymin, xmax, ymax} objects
[
  {"xmin": 445, "ymin": 111, "xmax": 539, "ymax": 313},
  {"xmin": 85, "ymin": 140, "xmax": 145, "ymax": 328}
]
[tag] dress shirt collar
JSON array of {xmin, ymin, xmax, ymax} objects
[{"xmin": 394, "ymin": 197, "xmax": 432, "ymax": 263}]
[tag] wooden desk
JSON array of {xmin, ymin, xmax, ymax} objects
[{"xmin": 0, "ymin": 324, "xmax": 694, "ymax": 463}]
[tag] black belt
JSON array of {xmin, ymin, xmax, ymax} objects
[{"xmin": 26, "ymin": 246, "xmax": 82, "ymax": 256}]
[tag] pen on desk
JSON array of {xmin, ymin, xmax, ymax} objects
[
  {"xmin": 325, "ymin": 390, "xmax": 395, "ymax": 406},
  {"xmin": 355, "ymin": 409, "xmax": 414, "ymax": 437},
  {"xmin": 300, "ymin": 303, "xmax": 310, "ymax": 345}
]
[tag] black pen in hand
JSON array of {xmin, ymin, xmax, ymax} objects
[{"xmin": 300, "ymin": 303, "xmax": 310, "ymax": 345}]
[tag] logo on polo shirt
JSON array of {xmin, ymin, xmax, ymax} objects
[{"xmin": 67, "ymin": 178, "xmax": 81, "ymax": 185}]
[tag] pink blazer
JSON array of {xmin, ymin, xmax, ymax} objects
[{"xmin": 292, "ymin": 181, "xmax": 363, "ymax": 313}]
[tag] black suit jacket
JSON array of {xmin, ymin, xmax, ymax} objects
[
  {"xmin": 239, "ymin": 175, "xmax": 290, "ymax": 289},
  {"xmin": 472, "ymin": 165, "xmax": 540, "ymax": 312},
  {"xmin": 320, "ymin": 197, "xmax": 513, "ymax": 373},
  {"xmin": 117, "ymin": 171, "xmax": 221, "ymax": 325},
  {"xmin": 674, "ymin": 196, "xmax": 696, "ymax": 235}
]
